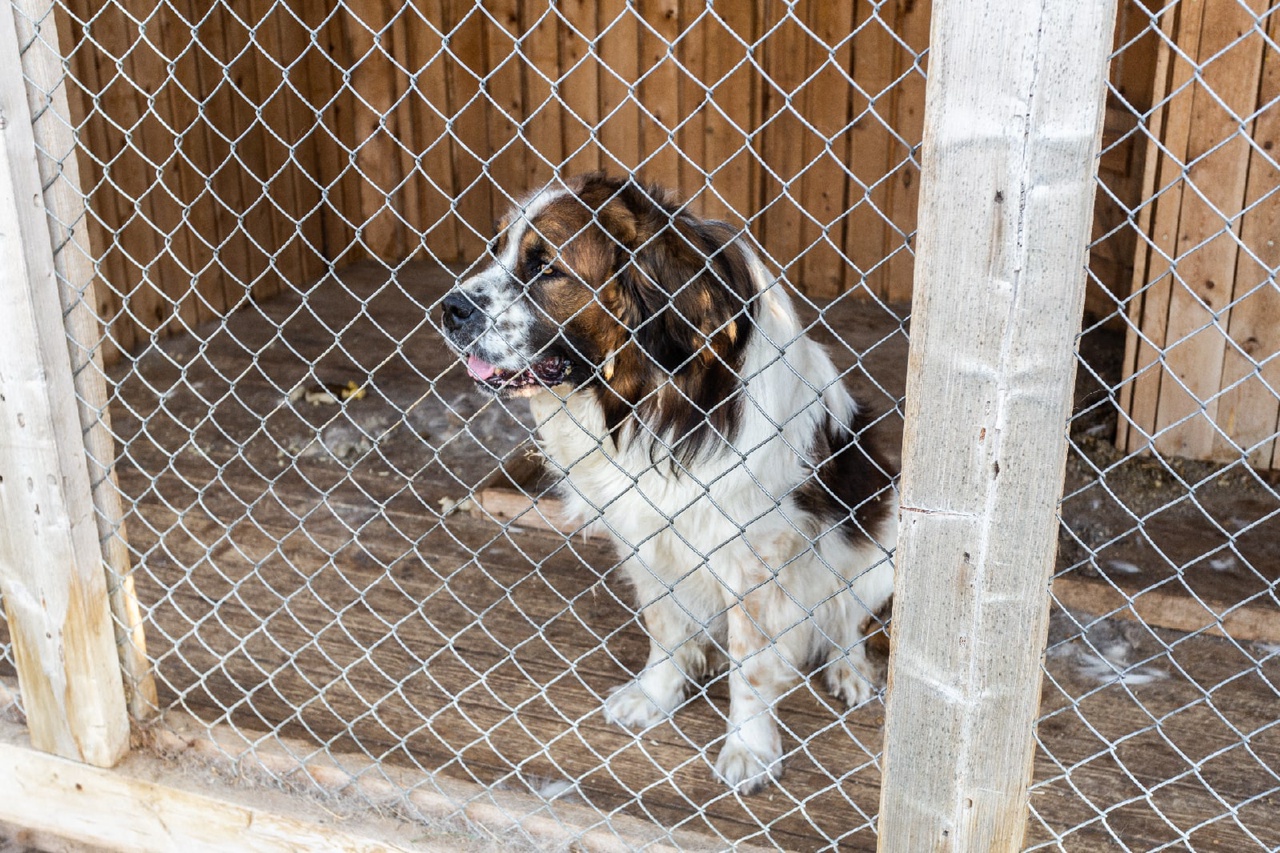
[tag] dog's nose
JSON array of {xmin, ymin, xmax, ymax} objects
[{"xmin": 441, "ymin": 290, "xmax": 480, "ymax": 333}]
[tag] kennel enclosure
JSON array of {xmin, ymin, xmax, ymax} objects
[{"xmin": 2, "ymin": 0, "xmax": 1279, "ymax": 850}]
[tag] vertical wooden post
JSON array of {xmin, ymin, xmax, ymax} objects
[
  {"xmin": 11, "ymin": 0, "xmax": 158, "ymax": 721},
  {"xmin": 876, "ymin": 0, "xmax": 1116, "ymax": 850},
  {"xmin": 0, "ymin": 4, "xmax": 129, "ymax": 766}
]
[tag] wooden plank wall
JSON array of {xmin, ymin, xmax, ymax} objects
[
  {"xmin": 1119, "ymin": 0, "xmax": 1280, "ymax": 469},
  {"xmin": 54, "ymin": 0, "xmax": 1155, "ymax": 364}
]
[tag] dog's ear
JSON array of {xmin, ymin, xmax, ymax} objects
[{"xmin": 616, "ymin": 214, "xmax": 754, "ymax": 376}]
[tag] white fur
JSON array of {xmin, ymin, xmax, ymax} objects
[
  {"xmin": 527, "ymin": 244, "xmax": 897, "ymax": 793},
  {"xmin": 455, "ymin": 183, "xmax": 570, "ymax": 371}
]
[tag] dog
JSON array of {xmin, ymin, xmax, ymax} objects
[{"xmin": 440, "ymin": 174, "xmax": 897, "ymax": 793}]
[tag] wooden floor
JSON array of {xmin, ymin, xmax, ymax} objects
[{"xmin": 8, "ymin": 261, "xmax": 1279, "ymax": 850}]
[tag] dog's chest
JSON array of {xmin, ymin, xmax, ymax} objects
[{"xmin": 527, "ymin": 391, "xmax": 750, "ymax": 535}]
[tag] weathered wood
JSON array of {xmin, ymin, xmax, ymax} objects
[
  {"xmin": 0, "ymin": 722, "xmax": 422, "ymax": 853},
  {"xmin": 1117, "ymin": 0, "xmax": 1192, "ymax": 456},
  {"xmin": 696, "ymin": 2, "xmax": 757, "ymax": 226},
  {"xmin": 796, "ymin": 0, "xmax": 856, "ymax": 298},
  {"xmin": 12, "ymin": 0, "xmax": 158, "ymax": 720},
  {"xmin": 559, "ymin": 0, "xmax": 601, "ymax": 177},
  {"xmin": 596, "ymin": 0, "xmax": 641, "ymax": 174},
  {"xmin": 347, "ymin": 0, "xmax": 406, "ymax": 261},
  {"xmin": 881, "ymin": 0, "xmax": 931, "ymax": 304},
  {"xmin": 876, "ymin": 0, "xmax": 1116, "ymax": 850},
  {"xmin": 0, "ymin": 3, "xmax": 129, "ymax": 765},
  {"xmin": 843, "ymin": 0, "xmax": 901, "ymax": 300},
  {"xmin": 637, "ymin": 0, "xmax": 682, "ymax": 188},
  {"xmin": 1052, "ymin": 575, "xmax": 1280, "ymax": 644},
  {"xmin": 1213, "ymin": 7, "xmax": 1280, "ymax": 468},
  {"xmin": 1149, "ymin": 0, "xmax": 1269, "ymax": 460}
]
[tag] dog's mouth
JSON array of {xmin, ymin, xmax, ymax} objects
[{"xmin": 465, "ymin": 353, "xmax": 571, "ymax": 395}]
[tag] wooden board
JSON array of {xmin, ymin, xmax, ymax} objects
[
  {"xmin": 877, "ymin": 0, "xmax": 1117, "ymax": 849},
  {"xmin": 0, "ymin": 3, "xmax": 129, "ymax": 765}
]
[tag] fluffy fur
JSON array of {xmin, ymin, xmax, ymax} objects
[{"xmin": 441, "ymin": 174, "xmax": 897, "ymax": 793}]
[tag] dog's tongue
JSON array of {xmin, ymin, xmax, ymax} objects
[{"xmin": 466, "ymin": 354, "xmax": 498, "ymax": 381}]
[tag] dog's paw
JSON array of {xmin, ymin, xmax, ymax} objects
[
  {"xmin": 823, "ymin": 655, "xmax": 882, "ymax": 708},
  {"xmin": 714, "ymin": 739, "xmax": 783, "ymax": 794},
  {"xmin": 604, "ymin": 680, "xmax": 677, "ymax": 729}
]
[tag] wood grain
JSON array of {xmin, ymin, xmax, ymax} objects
[
  {"xmin": 876, "ymin": 0, "xmax": 1117, "ymax": 849},
  {"xmin": 0, "ymin": 3, "xmax": 129, "ymax": 765}
]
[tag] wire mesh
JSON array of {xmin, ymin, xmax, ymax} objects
[
  {"xmin": 9, "ymin": 0, "xmax": 1280, "ymax": 849},
  {"xmin": 16, "ymin": 1, "xmax": 918, "ymax": 848},
  {"xmin": 1027, "ymin": 0, "xmax": 1280, "ymax": 849}
]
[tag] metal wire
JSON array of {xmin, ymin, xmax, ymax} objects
[{"xmin": 9, "ymin": 0, "xmax": 1279, "ymax": 849}]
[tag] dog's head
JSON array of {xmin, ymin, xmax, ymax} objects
[{"xmin": 441, "ymin": 174, "xmax": 759, "ymax": 455}]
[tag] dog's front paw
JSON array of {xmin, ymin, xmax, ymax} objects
[
  {"xmin": 604, "ymin": 680, "xmax": 678, "ymax": 729},
  {"xmin": 714, "ymin": 738, "xmax": 783, "ymax": 794},
  {"xmin": 824, "ymin": 653, "xmax": 883, "ymax": 708}
]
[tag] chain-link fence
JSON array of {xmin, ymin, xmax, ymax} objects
[
  {"xmin": 1, "ymin": 0, "xmax": 1277, "ymax": 849},
  {"xmin": 1030, "ymin": 0, "xmax": 1280, "ymax": 848}
]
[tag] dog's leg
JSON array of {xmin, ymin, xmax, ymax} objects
[
  {"xmin": 821, "ymin": 547, "xmax": 894, "ymax": 707},
  {"xmin": 713, "ymin": 564, "xmax": 809, "ymax": 794},
  {"xmin": 605, "ymin": 589, "xmax": 707, "ymax": 729}
]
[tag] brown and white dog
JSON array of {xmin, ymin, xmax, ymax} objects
[{"xmin": 441, "ymin": 174, "xmax": 896, "ymax": 793}]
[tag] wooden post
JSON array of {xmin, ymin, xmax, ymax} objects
[
  {"xmin": 876, "ymin": 0, "xmax": 1116, "ymax": 850},
  {"xmin": 0, "ymin": 4, "xmax": 129, "ymax": 765},
  {"xmin": 11, "ymin": 0, "xmax": 159, "ymax": 720}
]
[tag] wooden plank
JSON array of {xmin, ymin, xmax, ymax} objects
[
  {"xmin": 755, "ymin": 1, "xmax": 807, "ymax": 279},
  {"xmin": 403, "ymin": 0, "xmax": 460, "ymax": 263},
  {"xmin": 1150, "ymin": 0, "xmax": 1270, "ymax": 460},
  {"xmin": 306, "ymin": 2, "xmax": 358, "ymax": 264},
  {"xmin": 0, "ymin": 0, "xmax": 129, "ymax": 765},
  {"xmin": 596, "ymin": 0, "xmax": 641, "ymax": 174},
  {"xmin": 347, "ymin": 0, "xmax": 406, "ymax": 262},
  {"xmin": 12, "ymin": 0, "xmax": 158, "ymax": 720},
  {"xmin": 841, "ymin": 0, "xmax": 899, "ymax": 300},
  {"xmin": 87, "ymin": 0, "xmax": 173, "ymax": 341},
  {"xmin": 53, "ymin": 3, "xmax": 135, "ymax": 362},
  {"xmin": 636, "ymin": 0, "xmax": 681, "ymax": 187},
  {"xmin": 166, "ymin": 0, "xmax": 231, "ymax": 324},
  {"xmin": 0, "ymin": 730, "xmax": 426, "ymax": 853},
  {"xmin": 559, "ymin": 0, "xmax": 601, "ymax": 177},
  {"xmin": 1086, "ymin": 0, "xmax": 1164, "ymax": 319},
  {"xmin": 1052, "ymin": 575, "xmax": 1280, "ymax": 644},
  {"xmin": 150, "ymin": 712, "xmax": 744, "ymax": 853},
  {"xmin": 796, "ymin": 0, "xmax": 855, "ymax": 298},
  {"xmin": 1213, "ymin": 9, "xmax": 1280, "ymax": 468},
  {"xmin": 696, "ymin": 2, "xmax": 757, "ymax": 226},
  {"xmin": 675, "ymin": 2, "xmax": 707, "ymax": 203},
  {"xmin": 247, "ymin": 0, "xmax": 323, "ymax": 296},
  {"xmin": 481, "ymin": 0, "xmax": 527, "ymax": 209},
  {"xmin": 876, "ymin": 0, "xmax": 1117, "ymax": 848},
  {"xmin": 1119, "ymin": 0, "xmax": 1205, "ymax": 455},
  {"xmin": 442, "ymin": 0, "xmax": 493, "ymax": 258},
  {"xmin": 880, "ymin": 0, "xmax": 931, "ymax": 304},
  {"xmin": 519, "ymin": 0, "xmax": 562, "ymax": 187},
  {"xmin": 471, "ymin": 487, "xmax": 603, "ymax": 539}
]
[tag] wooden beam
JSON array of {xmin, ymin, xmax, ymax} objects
[
  {"xmin": 0, "ymin": 4, "xmax": 129, "ymax": 765},
  {"xmin": 0, "ymin": 705, "xmax": 748, "ymax": 853},
  {"xmin": 11, "ymin": 0, "xmax": 158, "ymax": 721},
  {"xmin": 0, "ymin": 732, "xmax": 420, "ymax": 853},
  {"xmin": 876, "ymin": 0, "xmax": 1117, "ymax": 850}
]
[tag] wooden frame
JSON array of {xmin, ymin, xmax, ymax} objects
[
  {"xmin": 876, "ymin": 0, "xmax": 1117, "ymax": 849},
  {"xmin": 0, "ymin": 0, "xmax": 128, "ymax": 766}
]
